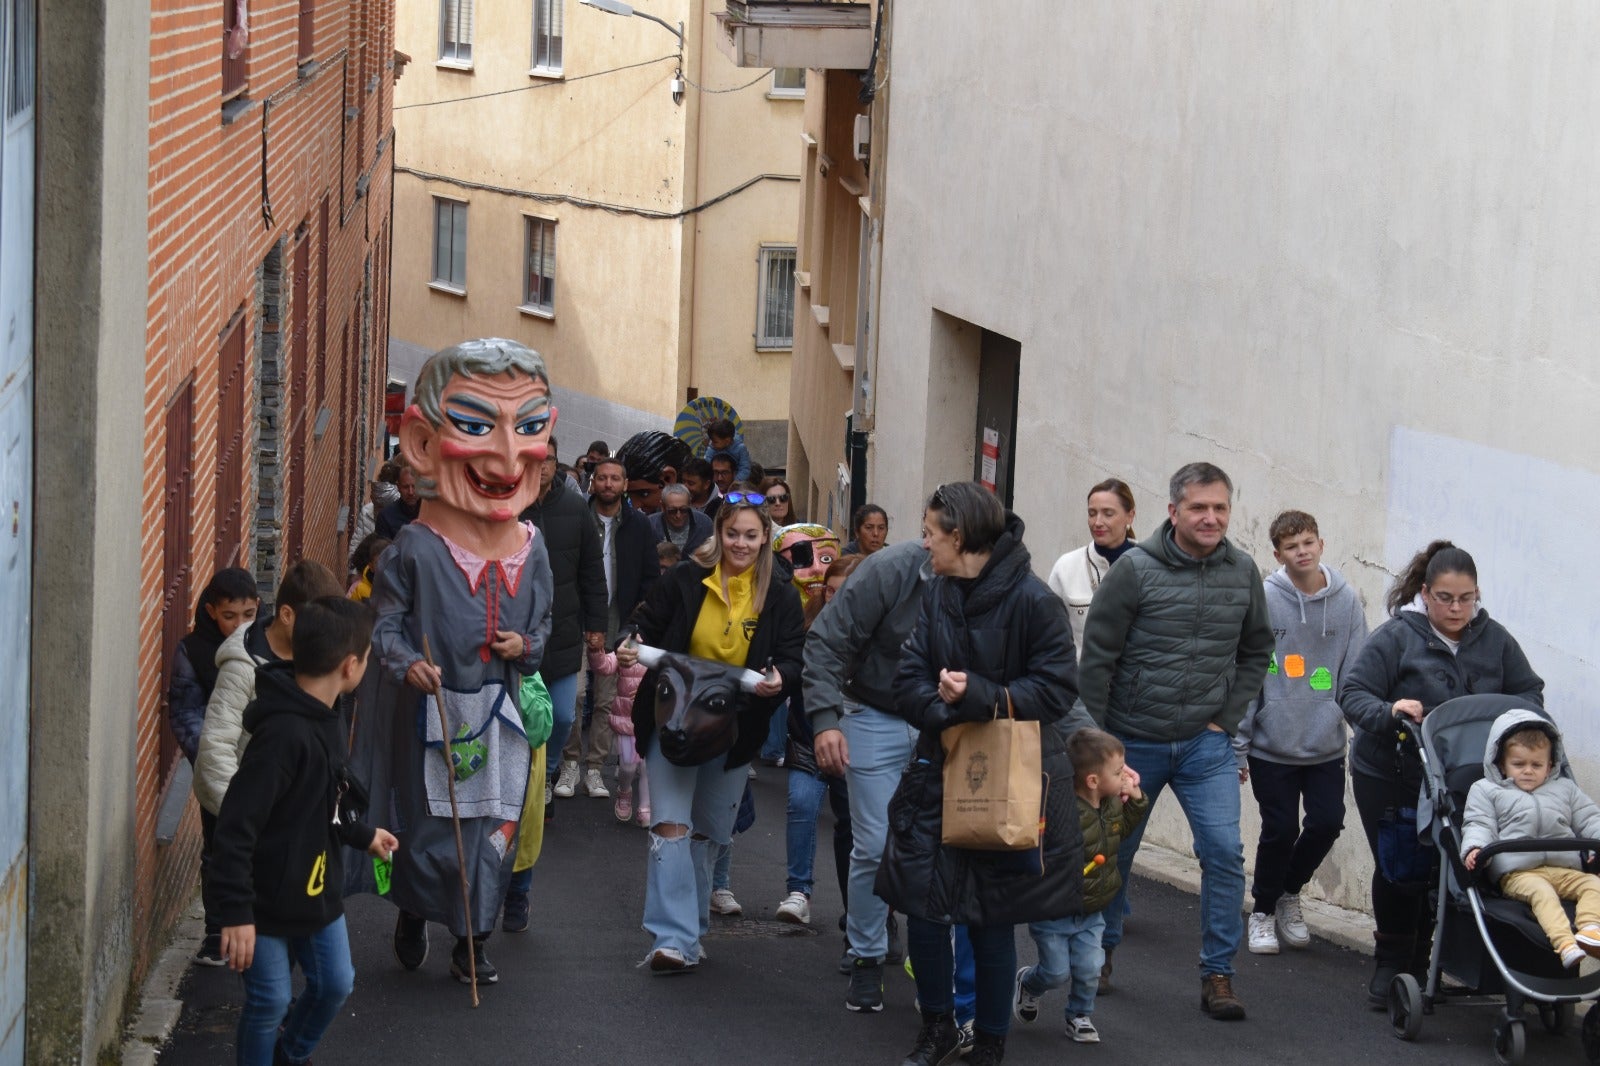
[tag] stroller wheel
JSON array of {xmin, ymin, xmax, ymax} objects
[
  {"xmin": 1493, "ymin": 1018, "xmax": 1526, "ymax": 1066},
  {"xmin": 1388, "ymin": 973, "xmax": 1423, "ymax": 1041},
  {"xmin": 1537, "ymin": 1001, "xmax": 1573, "ymax": 1036},
  {"xmin": 1582, "ymin": 1005, "xmax": 1600, "ymax": 1063}
]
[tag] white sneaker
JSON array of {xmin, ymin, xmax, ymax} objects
[
  {"xmin": 583, "ymin": 768, "xmax": 610, "ymax": 798},
  {"xmin": 553, "ymin": 761, "xmax": 579, "ymax": 798},
  {"xmin": 776, "ymin": 891, "xmax": 811, "ymax": 925},
  {"xmin": 544, "ymin": 780, "xmax": 554, "ymax": 805},
  {"xmin": 1067, "ymin": 1014, "xmax": 1100, "ymax": 1043},
  {"xmin": 710, "ymin": 888, "xmax": 743, "ymax": 915},
  {"xmin": 1248, "ymin": 911, "xmax": 1280, "ymax": 955},
  {"xmin": 1275, "ymin": 892, "xmax": 1311, "ymax": 949}
]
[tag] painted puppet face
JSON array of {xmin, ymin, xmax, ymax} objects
[
  {"xmin": 773, "ymin": 523, "xmax": 840, "ymax": 605},
  {"xmin": 400, "ymin": 372, "xmax": 553, "ymax": 524}
]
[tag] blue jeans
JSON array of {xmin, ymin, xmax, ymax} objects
[
  {"xmin": 1024, "ymin": 911, "xmax": 1107, "ymax": 1017},
  {"xmin": 542, "ymin": 671, "xmax": 580, "ymax": 777},
  {"xmin": 953, "ymin": 925, "xmax": 976, "ymax": 1028},
  {"xmin": 1102, "ymin": 728, "xmax": 1245, "ymax": 977},
  {"xmin": 236, "ymin": 916, "xmax": 355, "ymax": 1066},
  {"xmin": 840, "ymin": 702, "xmax": 918, "ymax": 960},
  {"xmin": 785, "ymin": 768, "xmax": 850, "ymax": 896},
  {"xmin": 760, "ymin": 701, "xmax": 788, "ymax": 761},
  {"xmin": 712, "ymin": 841, "xmax": 732, "ymax": 892},
  {"xmin": 908, "ymin": 918, "xmax": 1015, "ymax": 1038},
  {"xmin": 641, "ymin": 735, "xmax": 749, "ymax": 961}
]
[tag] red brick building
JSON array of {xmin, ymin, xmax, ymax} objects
[{"xmin": 137, "ymin": 0, "xmax": 396, "ymax": 976}]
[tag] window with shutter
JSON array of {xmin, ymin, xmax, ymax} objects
[
  {"xmin": 439, "ymin": 0, "xmax": 474, "ymax": 64},
  {"xmin": 522, "ymin": 217, "xmax": 556, "ymax": 314},
  {"xmin": 532, "ymin": 0, "xmax": 564, "ymax": 74},
  {"xmin": 756, "ymin": 245, "xmax": 797, "ymax": 349},
  {"xmin": 432, "ymin": 198, "xmax": 468, "ymax": 289}
]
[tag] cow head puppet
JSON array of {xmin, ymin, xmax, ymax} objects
[{"xmin": 651, "ymin": 650, "xmax": 746, "ymax": 767}]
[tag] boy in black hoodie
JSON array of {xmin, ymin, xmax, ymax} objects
[{"xmin": 207, "ymin": 597, "xmax": 398, "ymax": 1066}]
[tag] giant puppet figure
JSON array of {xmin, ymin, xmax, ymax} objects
[
  {"xmin": 772, "ymin": 523, "xmax": 840, "ymax": 607},
  {"xmin": 367, "ymin": 338, "xmax": 555, "ymax": 985}
]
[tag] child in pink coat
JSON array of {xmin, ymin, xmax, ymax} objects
[{"xmin": 590, "ymin": 638, "xmax": 649, "ymax": 825}]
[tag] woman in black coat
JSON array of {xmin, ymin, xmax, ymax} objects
[
  {"xmin": 879, "ymin": 482, "xmax": 1080, "ymax": 1066},
  {"xmin": 616, "ymin": 488, "xmax": 806, "ymax": 973}
]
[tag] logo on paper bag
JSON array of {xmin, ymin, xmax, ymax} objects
[{"xmin": 965, "ymin": 750, "xmax": 990, "ymax": 794}]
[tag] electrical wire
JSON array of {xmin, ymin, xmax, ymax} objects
[
  {"xmin": 394, "ymin": 53, "xmax": 679, "ymax": 110},
  {"xmin": 395, "ymin": 165, "xmax": 799, "ymax": 220},
  {"xmin": 680, "ymin": 68, "xmax": 773, "ymax": 94}
]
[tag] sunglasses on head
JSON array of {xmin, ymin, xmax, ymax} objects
[{"xmin": 723, "ymin": 491, "xmax": 766, "ymax": 506}]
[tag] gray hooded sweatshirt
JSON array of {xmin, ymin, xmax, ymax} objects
[
  {"xmin": 1461, "ymin": 708, "xmax": 1600, "ymax": 880},
  {"xmin": 1233, "ymin": 565, "xmax": 1368, "ymax": 766}
]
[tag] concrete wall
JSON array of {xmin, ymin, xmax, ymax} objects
[{"xmin": 871, "ymin": 2, "xmax": 1600, "ymax": 912}]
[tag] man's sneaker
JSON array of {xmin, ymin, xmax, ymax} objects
[
  {"xmin": 1067, "ymin": 1014, "xmax": 1100, "ymax": 1043},
  {"xmin": 544, "ymin": 780, "xmax": 554, "ymax": 805},
  {"xmin": 614, "ymin": 788, "xmax": 634, "ymax": 822},
  {"xmin": 393, "ymin": 911, "xmax": 428, "ymax": 971},
  {"xmin": 955, "ymin": 1021, "xmax": 975, "ymax": 1056},
  {"xmin": 1275, "ymin": 892, "xmax": 1311, "ymax": 949},
  {"xmin": 710, "ymin": 888, "xmax": 743, "ymax": 915},
  {"xmin": 450, "ymin": 937, "xmax": 497, "ymax": 985},
  {"xmin": 899, "ymin": 1011, "xmax": 959, "ymax": 1064},
  {"xmin": 1247, "ymin": 911, "xmax": 1280, "ymax": 955},
  {"xmin": 776, "ymin": 891, "xmax": 811, "ymax": 925},
  {"xmin": 1200, "ymin": 973, "xmax": 1246, "ymax": 1020},
  {"xmin": 195, "ymin": 933, "xmax": 226, "ymax": 967},
  {"xmin": 503, "ymin": 889, "xmax": 530, "ymax": 934},
  {"xmin": 553, "ymin": 761, "xmax": 579, "ymax": 798},
  {"xmin": 845, "ymin": 956, "xmax": 884, "ymax": 1013},
  {"xmin": 1098, "ymin": 946, "xmax": 1114, "ymax": 994},
  {"xmin": 1012, "ymin": 966, "xmax": 1040, "ymax": 1023},
  {"xmin": 583, "ymin": 768, "xmax": 610, "ymax": 798},
  {"xmin": 648, "ymin": 947, "xmax": 689, "ymax": 974}
]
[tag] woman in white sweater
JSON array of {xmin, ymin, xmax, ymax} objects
[{"xmin": 1045, "ymin": 478, "xmax": 1137, "ymax": 660}]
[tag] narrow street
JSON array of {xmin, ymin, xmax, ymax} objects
[{"xmin": 158, "ymin": 767, "xmax": 1526, "ymax": 1065}]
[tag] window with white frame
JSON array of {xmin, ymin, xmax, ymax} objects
[
  {"xmin": 439, "ymin": 0, "xmax": 474, "ymax": 64},
  {"xmin": 523, "ymin": 217, "xmax": 556, "ymax": 314},
  {"xmin": 755, "ymin": 245, "xmax": 796, "ymax": 349},
  {"xmin": 532, "ymin": 0, "xmax": 564, "ymax": 74},
  {"xmin": 770, "ymin": 67, "xmax": 806, "ymax": 98},
  {"xmin": 432, "ymin": 198, "xmax": 468, "ymax": 290}
]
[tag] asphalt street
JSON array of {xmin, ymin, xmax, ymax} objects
[{"xmin": 158, "ymin": 762, "xmax": 1560, "ymax": 1065}]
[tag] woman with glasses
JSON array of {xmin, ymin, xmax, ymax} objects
[
  {"xmin": 762, "ymin": 478, "xmax": 800, "ymax": 525},
  {"xmin": 616, "ymin": 484, "xmax": 806, "ymax": 972},
  {"xmin": 1046, "ymin": 478, "xmax": 1137, "ymax": 661},
  {"xmin": 877, "ymin": 482, "xmax": 1079, "ymax": 1066},
  {"xmin": 1340, "ymin": 539, "xmax": 1544, "ymax": 1008}
]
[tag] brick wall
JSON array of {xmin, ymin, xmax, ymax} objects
[{"xmin": 137, "ymin": 0, "xmax": 395, "ymax": 982}]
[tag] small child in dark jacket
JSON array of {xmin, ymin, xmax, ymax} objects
[
  {"xmin": 206, "ymin": 597, "xmax": 398, "ymax": 1066},
  {"xmin": 1014, "ymin": 729, "xmax": 1148, "ymax": 1044}
]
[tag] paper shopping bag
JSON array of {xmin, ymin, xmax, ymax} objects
[{"xmin": 940, "ymin": 690, "xmax": 1043, "ymax": 850}]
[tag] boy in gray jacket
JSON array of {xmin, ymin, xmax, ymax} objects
[
  {"xmin": 1463, "ymin": 708, "xmax": 1600, "ymax": 968},
  {"xmin": 1236, "ymin": 511, "xmax": 1367, "ymax": 955}
]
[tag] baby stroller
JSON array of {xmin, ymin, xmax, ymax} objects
[{"xmin": 1389, "ymin": 693, "xmax": 1600, "ymax": 1063}]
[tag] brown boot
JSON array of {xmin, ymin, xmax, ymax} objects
[{"xmin": 1200, "ymin": 974, "xmax": 1246, "ymax": 1020}]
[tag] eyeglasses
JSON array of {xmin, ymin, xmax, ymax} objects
[
  {"xmin": 663, "ymin": 506, "xmax": 690, "ymax": 518},
  {"xmin": 723, "ymin": 491, "xmax": 766, "ymax": 506},
  {"xmin": 767, "ymin": 493, "xmax": 789, "ymax": 504},
  {"xmin": 1428, "ymin": 589, "xmax": 1479, "ymax": 608}
]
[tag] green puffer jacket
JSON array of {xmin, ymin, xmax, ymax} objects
[
  {"xmin": 1080, "ymin": 791, "xmax": 1149, "ymax": 914},
  {"xmin": 1079, "ymin": 520, "xmax": 1275, "ymax": 740}
]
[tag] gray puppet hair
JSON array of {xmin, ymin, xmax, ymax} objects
[{"xmin": 411, "ymin": 338, "xmax": 550, "ymax": 428}]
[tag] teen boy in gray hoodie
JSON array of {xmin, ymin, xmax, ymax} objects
[{"xmin": 1235, "ymin": 511, "xmax": 1367, "ymax": 956}]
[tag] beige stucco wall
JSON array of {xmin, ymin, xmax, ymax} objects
[
  {"xmin": 870, "ymin": 2, "xmax": 1600, "ymax": 914},
  {"xmin": 391, "ymin": 0, "xmax": 798, "ymax": 425}
]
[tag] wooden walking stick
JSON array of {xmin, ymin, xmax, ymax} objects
[{"xmin": 422, "ymin": 635, "xmax": 479, "ymax": 1007}]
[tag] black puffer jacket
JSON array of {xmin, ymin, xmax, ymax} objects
[
  {"xmin": 520, "ymin": 478, "xmax": 607, "ymax": 679},
  {"xmin": 875, "ymin": 514, "xmax": 1084, "ymax": 927},
  {"xmin": 628, "ymin": 559, "xmax": 806, "ymax": 769}
]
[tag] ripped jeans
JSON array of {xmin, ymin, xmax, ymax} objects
[{"xmin": 641, "ymin": 734, "xmax": 749, "ymax": 961}]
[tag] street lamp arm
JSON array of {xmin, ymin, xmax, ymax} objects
[
  {"xmin": 580, "ymin": 0, "xmax": 685, "ymax": 44},
  {"xmin": 634, "ymin": 10, "xmax": 685, "ymax": 44}
]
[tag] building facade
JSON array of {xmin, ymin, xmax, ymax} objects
[
  {"xmin": 849, "ymin": 1, "xmax": 1600, "ymax": 912},
  {"xmin": 388, "ymin": 0, "xmax": 801, "ymax": 463},
  {"xmin": 25, "ymin": 0, "xmax": 396, "ymax": 1058}
]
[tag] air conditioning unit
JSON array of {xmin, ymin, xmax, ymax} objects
[{"xmin": 852, "ymin": 113, "xmax": 871, "ymax": 163}]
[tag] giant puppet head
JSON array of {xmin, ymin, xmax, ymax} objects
[
  {"xmin": 398, "ymin": 339, "xmax": 554, "ymax": 552},
  {"xmin": 773, "ymin": 523, "xmax": 840, "ymax": 607}
]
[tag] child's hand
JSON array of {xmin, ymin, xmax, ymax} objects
[
  {"xmin": 1464, "ymin": 847, "xmax": 1480, "ymax": 870},
  {"xmin": 222, "ymin": 924, "xmax": 256, "ymax": 973},
  {"xmin": 1120, "ymin": 764, "xmax": 1142, "ymax": 801},
  {"xmin": 585, "ymin": 631, "xmax": 605, "ymax": 652},
  {"xmin": 369, "ymin": 828, "xmax": 399, "ymax": 861}
]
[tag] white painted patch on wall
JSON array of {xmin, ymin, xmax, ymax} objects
[{"xmin": 1387, "ymin": 427, "xmax": 1600, "ymax": 757}]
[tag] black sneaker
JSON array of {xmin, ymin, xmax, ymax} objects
[
  {"xmin": 195, "ymin": 933, "xmax": 226, "ymax": 967},
  {"xmin": 846, "ymin": 956, "xmax": 885, "ymax": 1013},
  {"xmin": 503, "ymin": 890, "xmax": 530, "ymax": 934},
  {"xmin": 451, "ymin": 937, "xmax": 498, "ymax": 985},
  {"xmin": 964, "ymin": 1031, "xmax": 1005, "ymax": 1066},
  {"xmin": 900, "ymin": 1011, "xmax": 960, "ymax": 1066},
  {"xmin": 393, "ymin": 911, "xmax": 428, "ymax": 971}
]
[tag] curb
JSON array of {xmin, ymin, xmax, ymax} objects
[{"xmin": 121, "ymin": 898, "xmax": 205, "ymax": 1066}]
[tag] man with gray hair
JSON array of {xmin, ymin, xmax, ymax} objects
[
  {"xmin": 649, "ymin": 483, "xmax": 713, "ymax": 556},
  {"xmin": 1078, "ymin": 462, "xmax": 1274, "ymax": 1021}
]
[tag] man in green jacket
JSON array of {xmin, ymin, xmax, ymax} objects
[{"xmin": 1078, "ymin": 462, "xmax": 1274, "ymax": 1021}]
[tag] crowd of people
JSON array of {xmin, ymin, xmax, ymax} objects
[{"xmin": 166, "ymin": 340, "xmax": 1562, "ymax": 1066}]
